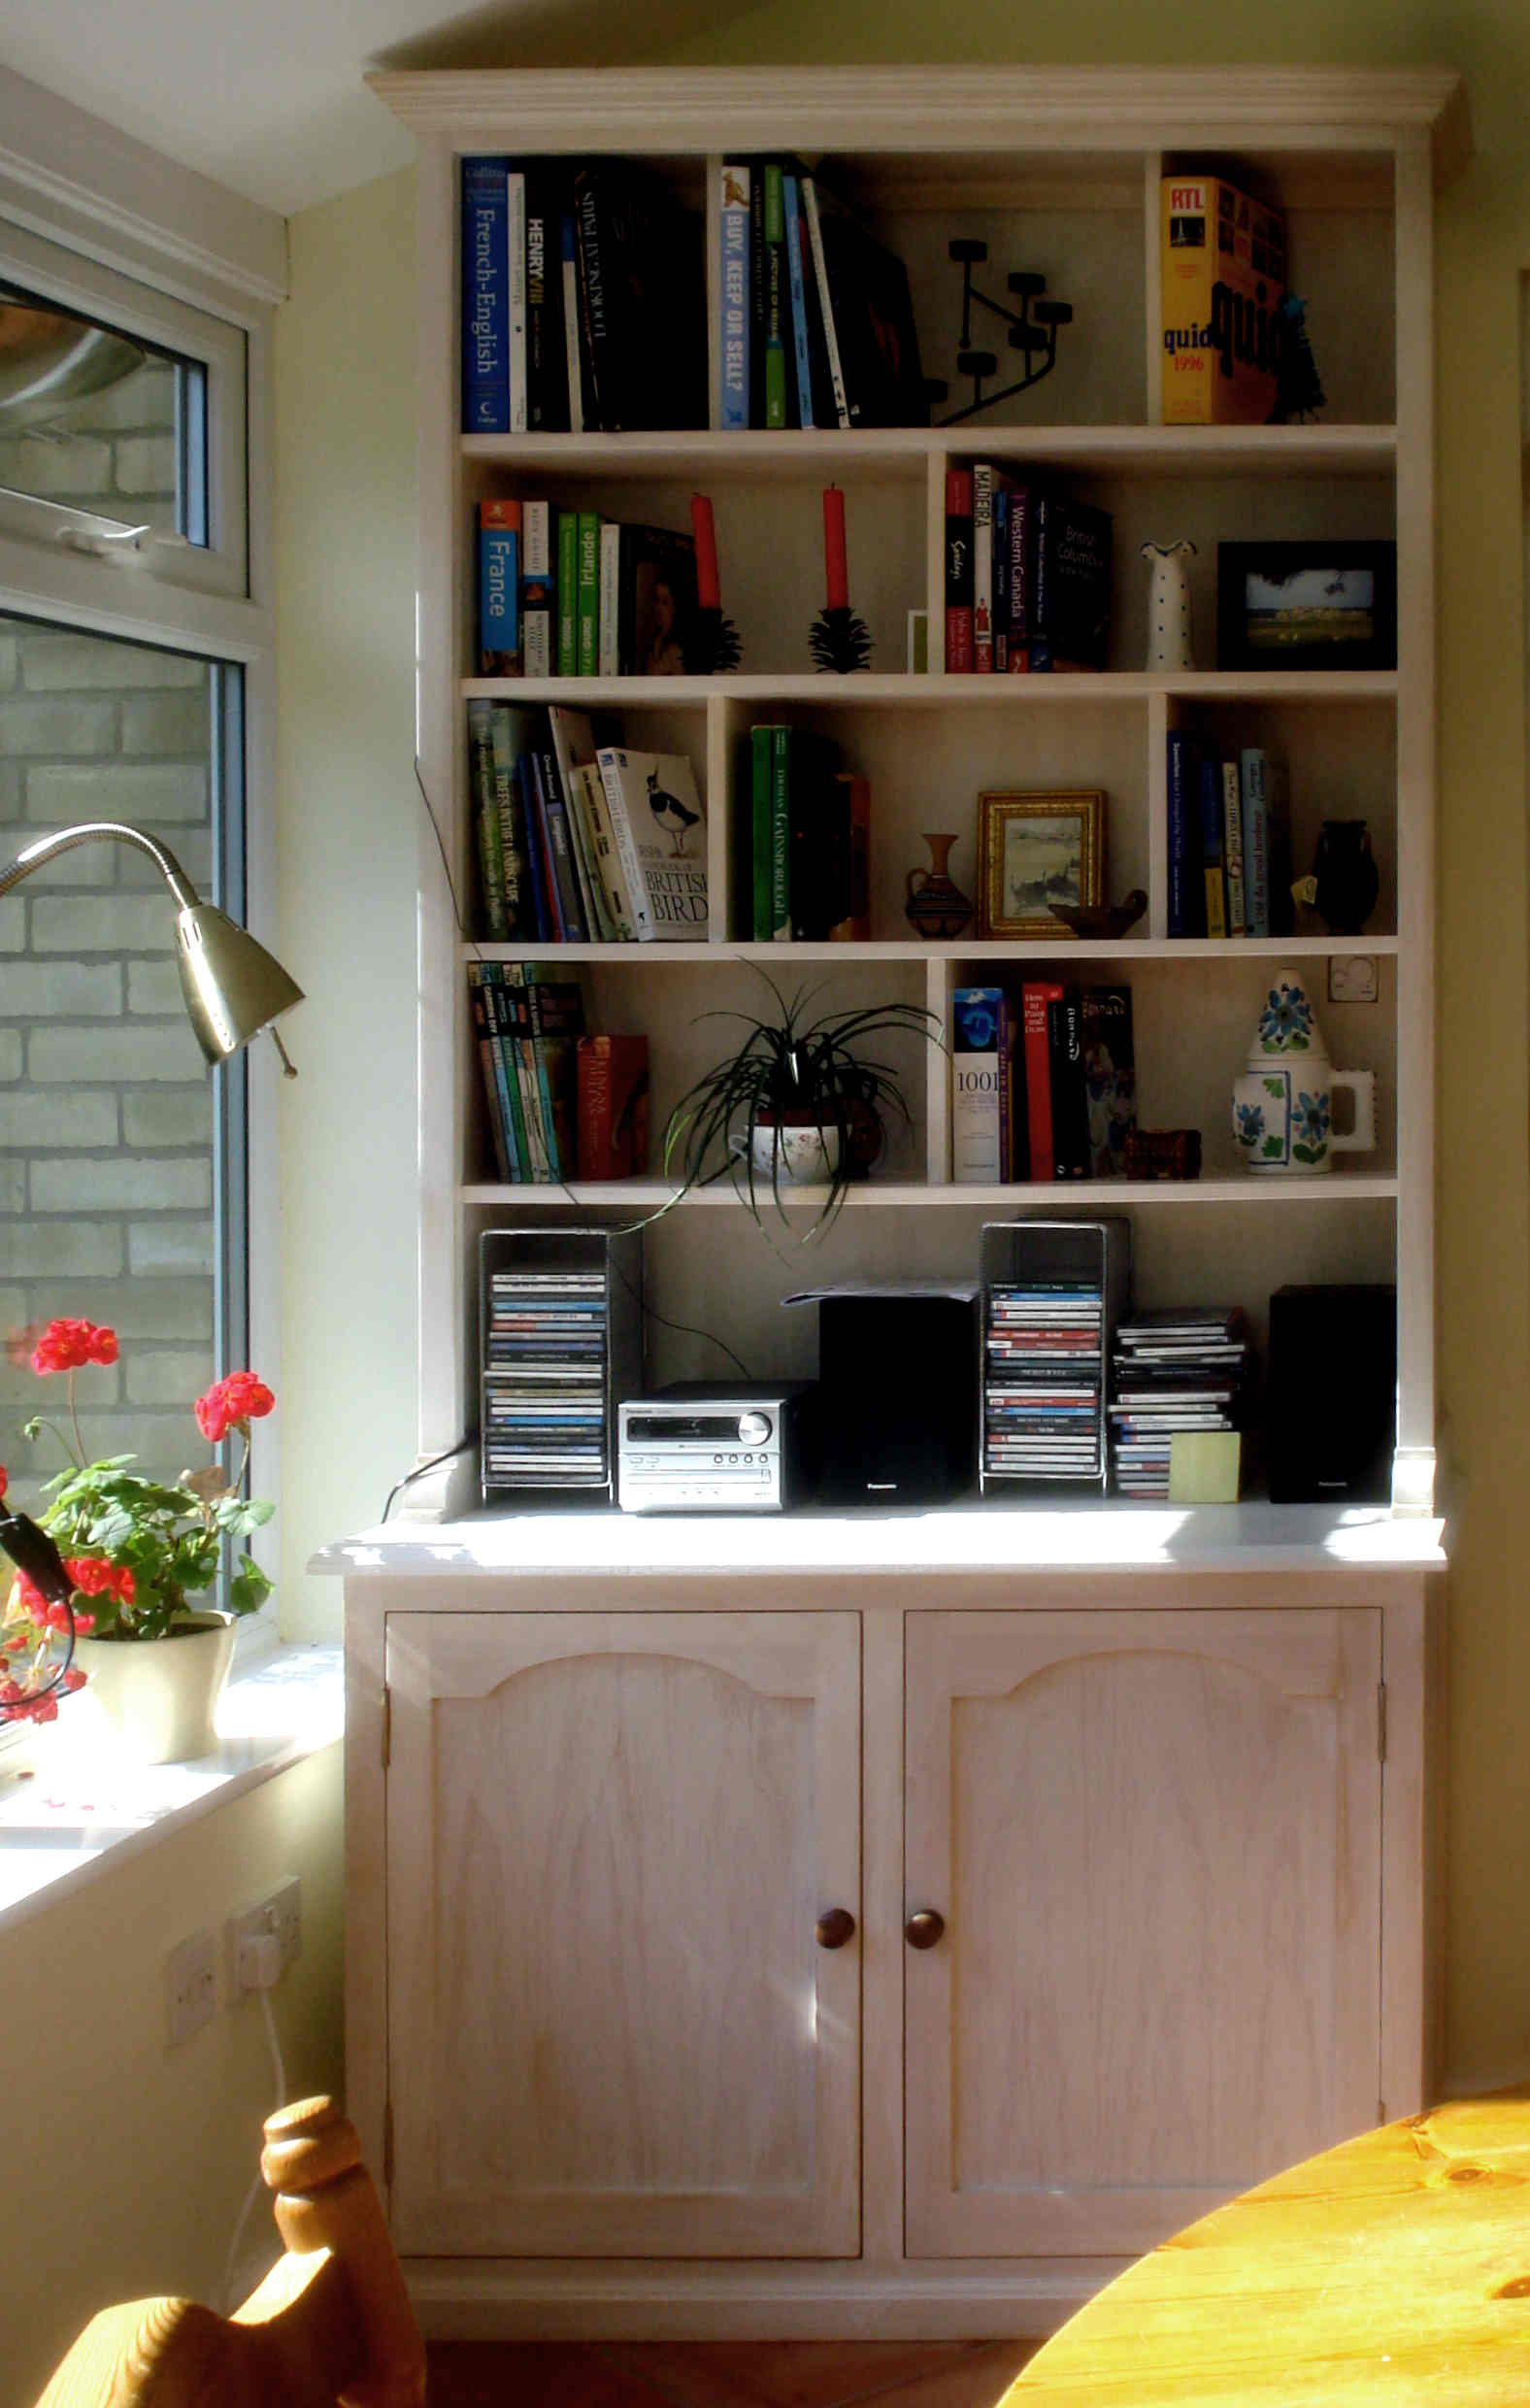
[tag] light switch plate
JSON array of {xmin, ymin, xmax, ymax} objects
[{"xmin": 1328, "ymin": 953, "xmax": 1379, "ymax": 1004}]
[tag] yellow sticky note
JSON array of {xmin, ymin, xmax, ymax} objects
[{"xmin": 1168, "ymin": 1430, "xmax": 1242, "ymax": 1503}]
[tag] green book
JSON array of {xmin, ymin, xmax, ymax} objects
[
  {"xmin": 770, "ymin": 724, "xmax": 792, "ymax": 943},
  {"xmin": 556, "ymin": 510, "xmax": 579, "ymax": 677},
  {"xmin": 762, "ymin": 162, "xmax": 788, "ymax": 431},
  {"xmin": 750, "ymin": 724, "xmax": 779, "ymax": 943},
  {"xmin": 576, "ymin": 510, "xmax": 600, "ymax": 678},
  {"xmin": 466, "ymin": 698, "xmax": 509, "ymax": 939}
]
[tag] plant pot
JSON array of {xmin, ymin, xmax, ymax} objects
[
  {"xmin": 72, "ymin": 1610, "xmax": 235, "ymax": 1764},
  {"xmin": 734, "ymin": 1116, "xmax": 844, "ymax": 1187}
]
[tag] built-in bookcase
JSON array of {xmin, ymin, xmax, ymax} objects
[{"xmin": 371, "ymin": 64, "xmax": 1466, "ymax": 1515}]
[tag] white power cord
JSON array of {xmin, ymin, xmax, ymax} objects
[{"xmin": 219, "ymin": 1921, "xmax": 288, "ymax": 2312}]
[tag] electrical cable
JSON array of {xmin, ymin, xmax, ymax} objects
[{"xmin": 219, "ymin": 1935, "xmax": 288, "ymax": 2313}]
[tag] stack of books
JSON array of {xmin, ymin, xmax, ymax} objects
[
  {"xmin": 950, "ymin": 982, "xmax": 1135, "ymax": 1184},
  {"xmin": 715, "ymin": 158, "xmax": 925, "ymax": 431},
  {"xmin": 945, "ymin": 468, "xmax": 1112, "ymax": 674},
  {"xmin": 748, "ymin": 723, "xmax": 869, "ymax": 942},
  {"xmin": 1166, "ymin": 732, "xmax": 1293, "ymax": 940},
  {"xmin": 477, "ymin": 499, "xmax": 697, "ymax": 682},
  {"xmin": 1108, "ymin": 1306, "xmax": 1251, "ymax": 1498},
  {"xmin": 461, "ymin": 156, "xmax": 706, "ymax": 434},
  {"xmin": 982, "ymin": 1279, "xmax": 1106, "ymax": 1481},
  {"xmin": 467, "ymin": 960, "xmax": 585, "ymax": 1183},
  {"xmin": 482, "ymin": 1264, "xmax": 612, "ymax": 1489},
  {"xmin": 467, "ymin": 699, "xmax": 708, "ymax": 945}
]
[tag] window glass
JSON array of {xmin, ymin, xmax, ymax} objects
[
  {"xmin": 0, "ymin": 284, "xmax": 206, "ymax": 544},
  {"xmin": 0, "ymin": 611, "xmax": 244, "ymax": 1504}
]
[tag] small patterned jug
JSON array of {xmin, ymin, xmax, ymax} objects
[
  {"xmin": 904, "ymin": 833, "xmax": 974, "ymax": 939},
  {"xmin": 1231, "ymin": 966, "xmax": 1376, "ymax": 1176}
]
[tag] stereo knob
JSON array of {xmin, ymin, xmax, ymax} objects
[{"xmin": 738, "ymin": 1411, "xmax": 772, "ymax": 1445}]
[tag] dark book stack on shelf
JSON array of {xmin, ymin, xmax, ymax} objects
[
  {"xmin": 950, "ymin": 982, "xmax": 1135, "ymax": 1185},
  {"xmin": 462, "ymin": 155, "xmax": 707, "ymax": 434},
  {"xmin": 745, "ymin": 722, "xmax": 869, "ymax": 943},
  {"xmin": 715, "ymin": 157, "xmax": 926, "ymax": 431},
  {"xmin": 979, "ymin": 1218, "xmax": 1131, "ymax": 1494},
  {"xmin": 1108, "ymin": 1307, "xmax": 1251, "ymax": 1500},
  {"xmin": 477, "ymin": 497, "xmax": 698, "ymax": 683},
  {"xmin": 1165, "ymin": 730, "xmax": 1295, "ymax": 941},
  {"xmin": 946, "ymin": 466, "xmax": 1113, "ymax": 674},
  {"xmin": 479, "ymin": 1226, "xmax": 644, "ymax": 1502}
]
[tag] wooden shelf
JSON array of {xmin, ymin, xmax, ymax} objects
[
  {"xmin": 463, "ymin": 937, "xmax": 1401, "ymax": 965},
  {"xmin": 460, "ymin": 1174, "xmax": 1400, "ymax": 1210},
  {"xmin": 459, "ymin": 670, "xmax": 1400, "ymax": 706},
  {"xmin": 462, "ymin": 424, "xmax": 1399, "ymax": 480}
]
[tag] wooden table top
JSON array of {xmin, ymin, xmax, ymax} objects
[{"xmin": 1005, "ymin": 2093, "xmax": 1530, "ymax": 2402}]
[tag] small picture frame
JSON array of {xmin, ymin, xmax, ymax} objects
[
  {"xmin": 977, "ymin": 788, "xmax": 1105, "ymax": 939},
  {"xmin": 1216, "ymin": 540, "xmax": 1397, "ymax": 672}
]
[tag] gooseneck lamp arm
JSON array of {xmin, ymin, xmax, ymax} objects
[{"xmin": 0, "ymin": 820, "xmax": 303, "ymax": 1074}]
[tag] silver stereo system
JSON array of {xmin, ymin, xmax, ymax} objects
[{"xmin": 617, "ymin": 1382, "xmax": 817, "ymax": 1514}]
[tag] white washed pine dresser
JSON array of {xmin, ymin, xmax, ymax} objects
[{"xmin": 317, "ymin": 64, "xmax": 1464, "ymax": 2341}]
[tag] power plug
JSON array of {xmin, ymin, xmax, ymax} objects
[{"xmin": 237, "ymin": 1926, "xmax": 283, "ymax": 1990}]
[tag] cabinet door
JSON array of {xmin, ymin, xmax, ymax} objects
[
  {"xmin": 384, "ymin": 1610, "xmax": 860, "ymax": 2258},
  {"xmin": 905, "ymin": 1608, "xmax": 1381, "ymax": 2258}
]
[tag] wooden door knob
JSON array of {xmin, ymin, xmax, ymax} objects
[
  {"xmin": 904, "ymin": 1909, "xmax": 946, "ymax": 1950},
  {"xmin": 815, "ymin": 1907, "xmax": 856, "ymax": 1950}
]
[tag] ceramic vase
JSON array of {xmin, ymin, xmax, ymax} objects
[
  {"xmin": 732, "ymin": 1117, "xmax": 844, "ymax": 1187},
  {"xmin": 73, "ymin": 1609, "xmax": 235, "ymax": 1764},
  {"xmin": 904, "ymin": 833, "xmax": 974, "ymax": 939},
  {"xmin": 1231, "ymin": 966, "xmax": 1377, "ymax": 1176},
  {"xmin": 1142, "ymin": 539, "xmax": 1197, "ymax": 670},
  {"xmin": 1306, "ymin": 819, "xmax": 1380, "ymax": 934}
]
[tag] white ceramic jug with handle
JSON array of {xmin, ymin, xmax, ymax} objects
[
  {"xmin": 1142, "ymin": 538, "xmax": 1197, "ymax": 670},
  {"xmin": 1231, "ymin": 966, "xmax": 1377, "ymax": 1175}
]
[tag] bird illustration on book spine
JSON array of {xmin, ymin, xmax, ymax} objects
[{"xmin": 649, "ymin": 768, "xmax": 700, "ymax": 854}]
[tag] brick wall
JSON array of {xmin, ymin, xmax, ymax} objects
[{"xmin": 0, "ymin": 354, "xmax": 220, "ymax": 1500}]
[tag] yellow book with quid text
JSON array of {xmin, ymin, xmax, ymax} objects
[{"xmin": 1160, "ymin": 175, "xmax": 1285, "ymax": 424}]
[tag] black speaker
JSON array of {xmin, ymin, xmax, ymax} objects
[
  {"xmin": 1266, "ymin": 1284, "xmax": 1396, "ymax": 1504},
  {"xmin": 809, "ymin": 1288, "xmax": 979, "ymax": 1505}
]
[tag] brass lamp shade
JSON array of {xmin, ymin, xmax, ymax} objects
[{"xmin": 177, "ymin": 902, "xmax": 305, "ymax": 1066}]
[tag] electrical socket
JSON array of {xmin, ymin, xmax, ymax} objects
[
  {"xmin": 227, "ymin": 1874, "xmax": 301, "ymax": 1993},
  {"xmin": 166, "ymin": 1926, "xmax": 216, "ymax": 2044}
]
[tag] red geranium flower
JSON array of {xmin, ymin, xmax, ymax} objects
[
  {"xmin": 194, "ymin": 1371, "xmax": 275, "ymax": 1446},
  {"xmin": 0, "ymin": 1465, "xmax": 7, "ymax": 1500},
  {"xmin": 31, "ymin": 1319, "xmax": 117, "ymax": 1375}
]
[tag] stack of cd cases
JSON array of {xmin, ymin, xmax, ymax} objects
[
  {"xmin": 979, "ymin": 1219, "xmax": 1132, "ymax": 1494},
  {"xmin": 479, "ymin": 1226, "xmax": 643, "ymax": 1502}
]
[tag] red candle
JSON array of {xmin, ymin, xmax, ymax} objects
[
  {"xmin": 822, "ymin": 485, "xmax": 848, "ymax": 611},
  {"xmin": 690, "ymin": 492, "xmax": 720, "ymax": 611}
]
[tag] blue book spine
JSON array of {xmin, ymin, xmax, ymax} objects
[
  {"xmin": 478, "ymin": 518, "xmax": 519, "ymax": 672},
  {"xmin": 1198, "ymin": 752, "xmax": 1225, "ymax": 937},
  {"xmin": 1167, "ymin": 728, "xmax": 1196, "ymax": 939},
  {"xmin": 461, "ymin": 157, "xmax": 510, "ymax": 433},
  {"xmin": 1240, "ymin": 747, "xmax": 1271, "ymax": 937},
  {"xmin": 717, "ymin": 163, "xmax": 750, "ymax": 431},
  {"xmin": 515, "ymin": 752, "xmax": 551, "ymax": 944},
  {"xmin": 537, "ymin": 748, "xmax": 588, "ymax": 942},
  {"xmin": 782, "ymin": 172, "xmax": 815, "ymax": 428}
]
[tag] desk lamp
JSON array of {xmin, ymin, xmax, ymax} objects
[{"xmin": 0, "ymin": 818, "xmax": 304, "ymax": 1716}]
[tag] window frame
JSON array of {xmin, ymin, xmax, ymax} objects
[{"xmin": 0, "ymin": 71, "xmax": 284, "ymax": 1670}]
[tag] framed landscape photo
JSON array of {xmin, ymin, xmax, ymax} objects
[
  {"xmin": 977, "ymin": 788, "xmax": 1105, "ymax": 939},
  {"xmin": 1216, "ymin": 540, "xmax": 1397, "ymax": 672}
]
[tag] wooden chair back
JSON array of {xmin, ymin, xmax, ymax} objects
[{"xmin": 34, "ymin": 2095, "xmax": 426, "ymax": 2408}]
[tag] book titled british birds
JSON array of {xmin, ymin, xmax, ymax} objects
[{"xmin": 595, "ymin": 747, "xmax": 708, "ymax": 941}]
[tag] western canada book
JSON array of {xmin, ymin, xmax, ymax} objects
[{"xmin": 595, "ymin": 746, "xmax": 708, "ymax": 941}]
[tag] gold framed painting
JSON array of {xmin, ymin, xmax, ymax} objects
[{"xmin": 976, "ymin": 788, "xmax": 1106, "ymax": 939}]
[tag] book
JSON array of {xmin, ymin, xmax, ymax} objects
[
  {"xmin": 945, "ymin": 467, "xmax": 975, "ymax": 672},
  {"xmin": 467, "ymin": 962, "xmax": 514, "ymax": 1181},
  {"xmin": 1166, "ymin": 727, "xmax": 1201, "ymax": 939},
  {"xmin": 1221, "ymin": 756, "xmax": 1247, "ymax": 934},
  {"xmin": 520, "ymin": 499, "xmax": 553, "ymax": 679},
  {"xmin": 800, "ymin": 174, "xmax": 851, "ymax": 428},
  {"xmin": 461, "ymin": 157, "xmax": 509, "ymax": 433},
  {"xmin": 973, "ymin": 463, "xmax": 995, "ymax": 673},
  {"xmin": 506, "ymin": 168, "xmax": 528, "ymax": 434},
  {"xmin": 574, "ymin": 759, "xmax": 636, "ymax": 940},
  {"xmin": 571, "ymin": 160, "xmax": 707, "ymax": 431},
  {"xmin": 524, "ymin": 168, "xmax": 568, "ymax": 431},
  {"xmin": 750, "ymin": 722, "xmax": 779, "ymax": 942},
  {"xmin": 477, "ymin": 499, "xmax": 521, "ymax": 675},
  {"xmin": 524, "ymin": 751, "xmax": 566, "ymax": 939},
  {"xmin": 1000, "ymin": 992, "xmax": 1027, "ymax": 1178},
  {"xmin": 486, "ymin": 961, "xmax": 539, "ymax": 1177},
  {"xmin": 747, "ymin": 158, "xmax": 767, "ymax": 427},
  {"xmin": 769, "ymin": 724, "xmax": 791, "ymax": 942},
  {"xmin": 488, "ymin": 701, "xmax": 538, "ymax": 937},
  {"xmin": 596, "ymin": 746, "xmax": 708, "ymax": 941},
  {"xmin": 546, "ymin": 704, "xmax": 612, "ymax": 942},
  {"xmin": 716, "ymin": 163, "xmax": 750, "ymax": 430},
  {"xmin": 992, "ymin": 484, "xmax": 1012, "ymax": 672},
  {"xmin": 535, "ymin": 731, "xmax": 589, "ymax": 943},
  {"xmin": 761, "ymin": 161, "xmax": 789, "ymax": 429},
  {"xmin": 1199, "ymin": 751, "xmax": 1227, "ymax": 937},
  {"xmin": 1080, "ymin": 985, "xmax": 1136, "ymax": 1177},
  {"xmin": 828, "ymin": 771, "xmax": 871, "ymax": 943},
  {"xmin": 597, "ymin": 519, "xmax": 620, "ymax": 677},
  {"xmin": 522, "ymin": 962, "xmax": 586, "ymax": 1179},
  {"xmin": 782, "ymin": 169, "xmax": 816, "ymax": 428},
  {"xmin": 555, "ymin": 508, "xmax": 579, "ymax": 677},
  {"xmin": 1004, "ymin": 475, "xmax": 1034, "ymax": 673},
  {"xmin": 617, "ymin": 522, "xmax": 696, "ymax": 678},
  {"xmin": 811, "ymin": 186, "xmax": 925, "ymax": 427},
  {"xmin": 787, "ymin": 727, "xmax": 844, "ymax": 941},
  {"xmin": 514, "ymin": 752, "xmax": 551, "ymax": 943},
  {"xmin": 1047, "ymin": 985, "xmax": 1090, "ymax": 1178},
  {"xmin": 1029, "ymin": 486, "xmax": 1113, "ymax": 671},
  {"xmin": 559, "ymin": 211, "xmax": 583, "ymax": 432},
  {"xmin": 1020, "ymin": 979, "xmax": 1063, "ymax": 1180},
  {"xmin": 951, "ymin": 987, "xmax": 1006, "ymax": 1182},
  {"xmin": 1240, "ymin": 746, "xmax": 1271, "ymax": 936},
  {"xmin": 467, "ymin": 696, "xmax": 509, "ymax": 939},
  {"xmin": 575, "ymin": 511, "xmax": 599, "ymax": 678},
  {"xmin": 1160, "ymin": 172, "xmax": 1286, "ymax": 426},
  {"xmin": 577, "ymin": 1034, "xmax": 650, "ymax": 1180}
]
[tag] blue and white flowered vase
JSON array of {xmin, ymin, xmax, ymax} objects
[{"xmin": 1231, "ymin": 966, "xmax": 1376, "ymax": 1176}]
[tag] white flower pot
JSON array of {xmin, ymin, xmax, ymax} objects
[
  {"xmin": 72, "ymin": 1610, "xmax": 235, "ymax": 1764},
  {"xmin": 733, "ymin": 1118, "xmax": 844, "ymax": 1187}
]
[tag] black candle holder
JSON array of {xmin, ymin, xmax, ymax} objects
[
  {"xmin": 682, "ymin": 605, "xmax": 743, "ymax": 675},
  {"xmin": 809, "ymin": 604, "xmax": 872, "ymax": 674},
  {"xmin": 932, "ymin": 241, "xmax": 1073, "ymax": 429}
]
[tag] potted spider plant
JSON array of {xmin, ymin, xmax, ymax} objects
[{"xmin": 658, "ymin": 973, "xmax": 942, "ymax": 1238}]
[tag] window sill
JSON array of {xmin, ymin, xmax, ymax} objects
[{"xmin": 0, "ymin": 1641, "xmax": 343, "ymax": 1933}]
